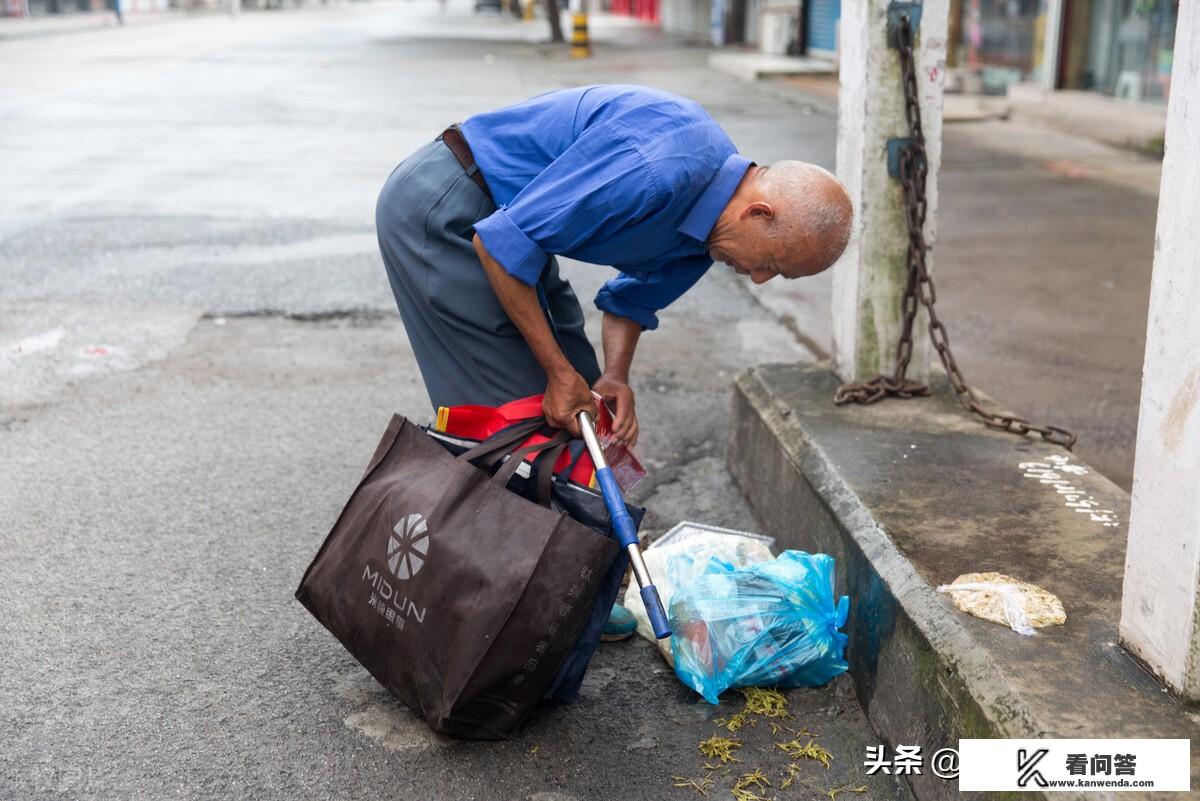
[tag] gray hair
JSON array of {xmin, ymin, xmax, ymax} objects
[{"xmin": 759, "ymin": 161, "xmax": 853, "ymax": 267}]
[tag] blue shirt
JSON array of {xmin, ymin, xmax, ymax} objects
[{"xmin": 462, "ymin": 85, "xmax": 751, "ymax": 330}]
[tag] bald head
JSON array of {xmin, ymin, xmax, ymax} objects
[
  {"xmin": 707, "ymin": 160, "xmax": 853, "ymax": 284},
  {"xmin": 759, "ymin": 161, "xmax": 853, "ymax": 272}
]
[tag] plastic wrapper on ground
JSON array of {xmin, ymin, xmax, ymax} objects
[
  {"xmin": 668, "ymin": 550, "xmax": 850, "ymax": 704},
  {"xmin": 622, "ymin": 522, "xmax": 776, "ymax": 665},
  {"xmin": 937, "ymin": 571, "xmax": 1067, "ymax": 635}
]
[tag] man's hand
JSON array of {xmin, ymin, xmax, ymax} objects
[
  {"xmin": 592, "ymin": 373, "xmax": 638, "ymax": 447},
  {"xmin": 475, "ymin": 233, "xmax": 594, "ymax": 434},
  {"xmin": 544, "ymin": 368, "xmax": 597, "ymax": 436},
  {"xmin": 473, "ymin": 235, "xmax": 639, "ymax": 441},
  {"xmin": 596, "ymin": 312, "xmax": 643, "ymax": 448}
]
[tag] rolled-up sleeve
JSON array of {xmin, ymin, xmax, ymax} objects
[
  {"xmin": 472, "ymin": 118, "xmax": 663, "ymax": 286},
  {"xmin": 471, "ymin": 208, "xmax": 547, "ymax": 285},
  {"xmin": 594, "ymin": 254, "xmax": 712, "ymax": 330}
]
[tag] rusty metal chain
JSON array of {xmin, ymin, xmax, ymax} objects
[{"xmin": 834, "ymin": 15, "xmax": 1077, "ymax": 451}]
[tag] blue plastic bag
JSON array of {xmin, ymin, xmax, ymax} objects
[{"xmin": 669, "ymin": 550, "xmax": 850, "ymax": 704}]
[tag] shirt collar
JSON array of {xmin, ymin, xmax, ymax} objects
[{"xmin": 678, "ymin": 153, "xmax": 753, "ymax": 243}]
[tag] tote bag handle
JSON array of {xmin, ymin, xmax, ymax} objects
[
  {"xmin": 454, "ymin": 417, "xmax": 572, "ymax": 509},
  {"xmin": 491, "ymin": 431, "xmax": 572, "ymax": 490},
  {"xmin": 455, "ymin": 417, "xmax": 545, "ymax": 468}
]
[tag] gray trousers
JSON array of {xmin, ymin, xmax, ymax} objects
[{"xmin": 376, "ymin": 140, "xmax": 601, "ymax": 411}]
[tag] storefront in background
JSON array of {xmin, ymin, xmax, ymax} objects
[
  {"xmin": 952, "ymin": 0, "xmax": 1053, "ymax": 92},
  {"xmin": 620, "ymin": 0, "xmax": 1176, "ymax": 105},
  {"xmin": 656, "ymin": 0, "xmax": 709, "ymax": 39},
  {"xmin": 637, "ymin": 0, "xmax": 839, "ymax": 57},
  {"xmin": 609, "ymin": 0, "xmax": 659, "ymax": 24},
  {"xmin": 656, "ymin": 0, "xmax": 750, "ymax": 47},
  {"xmin": 804, "ymin": 0, "xmax": 839, "ymax": 57},
  {"xmin": 1059, "ymin": 0, "xmax": 1177, "ymax": 104},
  {"xmin": 949, "ymin": 0, "xmax": 1179, "ymax": 105}
]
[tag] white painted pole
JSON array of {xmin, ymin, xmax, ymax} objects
[
  {"xmin": 831, "ymin": 0, "xmax": 949, "ymax": 383},
  {"xmin": 1119, "ymin": 0, "xmax": 1200, "ymax": 700}
]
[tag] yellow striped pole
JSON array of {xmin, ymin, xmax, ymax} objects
[
  {"xmin": 570, "ymin": 12, "xmax": 590, "ymax": 58},
  {"xmin": 522, "ymin": 0, "xmax": 533, "ymax": 21}
]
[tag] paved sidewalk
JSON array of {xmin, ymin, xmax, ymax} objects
[{"xmin": 748, "ymin": 82, "xmax": 1161, "ymax": 490}]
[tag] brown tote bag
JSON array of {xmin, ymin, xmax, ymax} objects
[{"xmin": 295, "ymin": 415, "xmax": 620, "ymax": 740}]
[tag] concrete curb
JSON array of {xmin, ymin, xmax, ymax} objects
[
  {"xmin": 708, "ymin": 52, "xmax": 837, "ymax": 82},
  {"xmin": 1006, "ymin": 85, "xmax": 1166, "ymax": 156},
  {"xmin": 728, "ymin": 366, "xmax": 1048, "ymax": 801},
  {"xmin": 727, "ymin": 364, "xmax": 1196, "ymax": 800}
]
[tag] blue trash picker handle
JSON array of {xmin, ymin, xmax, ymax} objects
[{"xmin": 578, "ymin": 411, "xmax": 672, "ymax": 640}]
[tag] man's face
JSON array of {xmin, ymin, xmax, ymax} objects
[{"xmin": 708, "ymin": 217, "xmax": 828, "ymax": 284}]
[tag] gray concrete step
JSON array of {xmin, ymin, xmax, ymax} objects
[{"xmin": 727, "ymin": 362, "xmax": 1200, "ymax": 800}]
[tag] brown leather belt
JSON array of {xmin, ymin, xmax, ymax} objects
[{"xmin": 440, "ymin": 125, "xmax": 493, "ymax": 202}]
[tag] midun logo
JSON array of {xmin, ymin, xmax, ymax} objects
[{"xmin": 388, "ymin": 513, "xmax": 429, "ymax": 580}]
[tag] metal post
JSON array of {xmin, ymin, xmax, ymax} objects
[
  {"xmin": 570, "ymin": 4, "xmax": 590, "ymax": 58},
  {"xmin": 1119, "ymin": 0, "xmax": 1200, "ymax": 700},
  {"xmin": 830, "ymin": 0, "xmax": 949, "ymax": 383}
]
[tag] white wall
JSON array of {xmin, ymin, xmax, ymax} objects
[{"xmin": 1119, "ymin": 0, "xmax": 1200, "ymax": 699}]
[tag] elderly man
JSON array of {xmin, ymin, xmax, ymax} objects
[{"xmin": 376, "ymin": 84, "xmax": 851, "ymax": 638}]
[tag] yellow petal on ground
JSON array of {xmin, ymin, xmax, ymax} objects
[{"xmin": 698, "ymin": 735, "xmax": 743, "ymax": 764}]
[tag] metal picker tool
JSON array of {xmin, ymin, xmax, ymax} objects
[{"xmin": 578, "ymin": 411, "xmax": 671, "ymax": 639}]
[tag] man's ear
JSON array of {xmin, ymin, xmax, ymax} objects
[{"xmin": 739, "ymin": 201, "xmax": 775, "ymax": 222}]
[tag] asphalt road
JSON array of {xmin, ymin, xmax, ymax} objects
[
  {"xmin": 0, "ymin": 4, "xmax": 911, "ymax": 800},
  {"xmin": 1, "ymin": 1, "xmax": 1163, "ymax": 797}
]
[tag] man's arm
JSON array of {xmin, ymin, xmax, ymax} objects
[
  {"xmin": 592, "ymin": 313, "xmax": 642, "ymax": 447},
  {"xmin": 473, "ymin": 233, "xmax": 596, "ymax": 436},
  {"xmin": 590, "ymin": 255, "xmax": 714, "ymax": 447}
]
